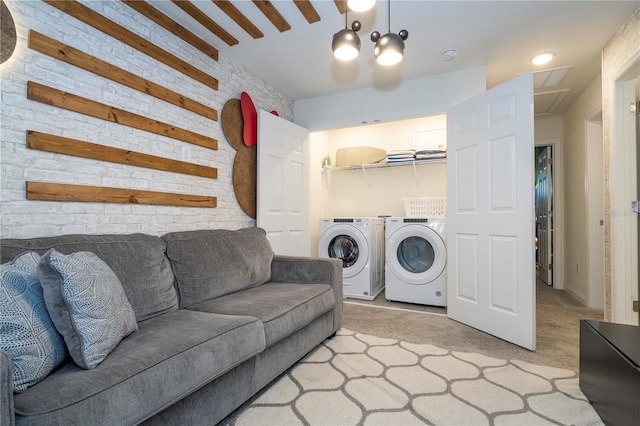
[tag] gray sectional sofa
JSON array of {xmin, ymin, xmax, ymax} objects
[{"xmin": 0, "ymin": 227, "xmax": 343, "ymax": 425}]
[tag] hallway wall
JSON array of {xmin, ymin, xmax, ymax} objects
[{"xmin": 562, "ymin": 76, "xmax": 603, "ymax": 304}]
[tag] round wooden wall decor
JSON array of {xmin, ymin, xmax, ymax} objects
[
  {"xmin": 1, "ymin": 1, "xmax": 17, "ymax": 65},
  {"xmin": 222, "ymin": 98, "xmax": 257, "ymax": 219}
]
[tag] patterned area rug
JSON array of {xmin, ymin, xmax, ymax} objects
[{"xmin": 229, "ymin": 329, "xmax": 603, "ymax": 425}]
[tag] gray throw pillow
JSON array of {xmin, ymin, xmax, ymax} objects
[
  {"xmin": 0, "ymin": 252, "xmax": 67, "ymax": 392},
  {"xmin": 37, "ymin": 249, "xmax": 138, "ymax": 369}
]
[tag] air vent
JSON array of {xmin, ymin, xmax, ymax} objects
[
  {"xmin": 533, "ymin": 66, "xmax": 573, "ymax": 88},
  {"xmin": 534, "ymin": 89, "xmax": 570, "ymax": 115}
]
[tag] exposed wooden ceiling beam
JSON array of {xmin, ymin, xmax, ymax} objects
[
  {"xmin": 171, "ymin": 0, "xmax": 238, "ymax": 46},
  {"xmin": 252, "ymin": 0, "xmax": 291, "ymax": 32},
  {"xmin": 293, "ymin": 0, "xmax": 320, "ymax": 24},
  {"xmin": 122, "ymin": 0, "xmax": 218, "ymax": 60},
  {"xmin": 212, "ymin": 0, "xmax": 263, "ymax": 39},
  {"xmin": 334, "ymin": 0, "xmax": 347, "ymax": 14}
]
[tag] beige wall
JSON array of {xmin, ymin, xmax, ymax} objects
[
  {"xmin": 308, "ymin": 115, "xmax": 447, "ymax": 256},
  {"xmin": 561, "ymin": 77, "xmax": 603, "ymax": 303},
  {"xmin": 535, "ymin": 117, "xmax": 563, "ymax": 141}
]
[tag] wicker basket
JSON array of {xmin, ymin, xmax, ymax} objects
[{"xmin": 402, "ymin": 197, "xmax": 447, "ymax": 217}]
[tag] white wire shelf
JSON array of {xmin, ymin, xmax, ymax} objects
[{"xmin": 322, "ymin": 157, "xmax": 447, "ymax": 171}]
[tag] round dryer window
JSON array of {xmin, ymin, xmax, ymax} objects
[
  {"xmin": 318, "ymin": 223, "xmax": 369, "ymax": 279},
  {"xmin": 386, "ymin": 224, "xmax": 446, "ymax": 285},
  {"xmin": 397, "ymin": 236, "xmax": 435, "ymax": 273},
  {"xmin": 329, "ymin": 235, "xmax": 360, "ymax": 267}
]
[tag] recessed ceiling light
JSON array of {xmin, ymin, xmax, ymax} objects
[
  {"xmin": 442, "ymin": 48, "xmax": 457, "ymax": 61},
  {"xmin": 531, "ymin": 52, "xmax": 555, "ymax": 65}
]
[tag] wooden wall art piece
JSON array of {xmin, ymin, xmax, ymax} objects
[
  {"xmin": 43, "ymin": 0, "xmax": 218, "ymax": 90},
  {"xmin": 1, "ymin": 0, "xmax": 16, "ymax": 64},
  {"xmin": 28, "ymin": 31, "xmax": 218, "ymax": 121},
  {"xmin": 27, "ymin": 81, "xmax": 218, "ymax": 150},
  {"xmin": 240, "ymin": 92, "xmax": 258, "ymax": 147},
  {"xmin": 27, "ymin": 131, "xmax": 218, "ymax": 179},
  {"xmin": 27, "ymin": 181, "xmax": 217, "ymax": 208},
  {"xmin": 222, "ymin": 99, "xmax": 256, "ymax": 219}
]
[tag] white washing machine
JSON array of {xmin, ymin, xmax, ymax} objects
[
  {"xmin": 385, "ymin": 217, "xmax": 447, "ymax": 306},
  {"xmin": 318, "ymin": 217, "xmax": 384, "ymax": 300}
]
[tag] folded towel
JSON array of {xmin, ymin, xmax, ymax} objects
[
  {"xmin": 415, "ymin": 149, "xmax": 446, "ymax": 155},
  {"xmin": 416, "ymin": 152, "xmax": 446, "ymax": 159},
  {"xmin": 415, "ymin": 155, "xmax": 446, "ymax": 161},
  {"xmin": 387, "ymin": 149, "xmax": 416, "ymax": 156}
]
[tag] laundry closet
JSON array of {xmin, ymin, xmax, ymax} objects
[
  {"xmin": 308, "ymin": 114, "xmax": 447, "ymax": 256},
  {"xmin": 308, "ymin": 113, "xmax": 449, "ymax": 305}
]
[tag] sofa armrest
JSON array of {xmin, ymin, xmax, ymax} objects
[
  {"xmin": 0, "ymin": 349, "xmax": 15, "ymax": 426},
  {"xmin": 270, "ymin": 255, "xmax": 343, "ymax": 331}
]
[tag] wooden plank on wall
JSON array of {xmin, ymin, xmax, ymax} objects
[
  {"xmin": 293, "ymin": 0, "xmax": 320, "ymax": 24},
  {"xmin": 213, "ymin": 0, "xmax": 263, "ymax": 39},
  {"xmin": 171, "ymin": 0, "xmax": 238, "ymax": 46},
  {"xmin": 27, "ymin": 181, "xmax": 217, "ymax": 208},
  {"xmin": 252, "ymin": 0, "xmax": 290, "ymax": 32},
  {"xmin": 26, "ymin": 131, "xmax": 218, "ymax": 179},
  {"xmin": 27, "ymin": 81, "xmax": 218, "ymax": 150},
  {"xmin": 121, "ymin": 0, "xmax": 219, "ymax": 61},
  {"xmin": 28, "ymin": 31, "xmax": 218, "ymax": 122},
  {"xmin": 43, "ymin": 0, "xmax": 218, "ymax": 90}
]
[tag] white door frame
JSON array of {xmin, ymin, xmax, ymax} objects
[
  {"xmin": 534, "ymin": 138, "xmax": 564, "ymax": 291},
  {"xmin": 609, "ymin": 48, "xmax": 640, "ymax": 325},
  {"xmin": 585, "ymin": 109, "xmax": 605, "ymax": 309}
]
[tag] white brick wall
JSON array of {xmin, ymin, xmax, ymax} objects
[
  {"xmin": 601, "ymin": 7, "xmax": 640, "ymax": 320},
  {"xmin": 0, "ymin": 0, "xmax": 293, "ymax": 238}
]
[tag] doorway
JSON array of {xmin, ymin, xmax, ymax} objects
[
  {"xmin": 636, "ymin": 74, "xmax": 640, "ymax": 323},
  {"xmin": 535, "ymin": 146, "xmax": 553, "ymax": 287},
  {"xmin": 586, "ymin": 111, "xmax": 605, "ymax": 309}
]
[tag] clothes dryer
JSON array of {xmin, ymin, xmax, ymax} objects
[
  {"xmin": 385, "ymin": 217, "xmax": 447, "ymax": 306},
  {"xmin": 318, "ymin": 217, "xmax": 384, "ymax": 300}
]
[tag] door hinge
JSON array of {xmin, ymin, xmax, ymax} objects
[
  {"xmin": 633, "ymin": 201, "xmax": 640, "ymax": 214},
  {"xmin": 630, "ymin": 101, "xmax": 640, "ymax": 115},
  {"xmin": 634, "ymin": 300, "xmax": 639, "ymax": 313}
]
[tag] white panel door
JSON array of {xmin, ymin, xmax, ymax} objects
[
  {"xmin": 257, "ymin": 110, "xmax": 310, "ymax": 256},
  {"xmin": 447, "ymin": 73, "xmax": 536, "ymax": 350}
]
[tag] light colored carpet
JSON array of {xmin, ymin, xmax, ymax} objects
[
  {"xmin": 341, "ymin": 282, "xmax": 603, "ymax": 372},
  {"xmin": 228, "ymin": 329, "xmax": 603, "ymax": 426}
]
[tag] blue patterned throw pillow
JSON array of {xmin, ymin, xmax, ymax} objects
[
  {"xmin": 0, "ymin": 252, "xmax": 67, "ymax": 392},
  {"xmin": 38, "ymin": 250, "xmax": 138, "ymax": 369}
]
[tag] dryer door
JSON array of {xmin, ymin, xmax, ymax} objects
[
  {"xmin": 386, "ymin": 224, "xmax": 446, "ymax": 285},
  {"xmin": 318, "ymin": 224, "xmax": 369, "ymax": 278}
]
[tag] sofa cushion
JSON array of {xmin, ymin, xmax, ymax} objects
[
  {"xmin": 188, "ymin": 283, "xmax": 335, "ymax": 348},
  {"xmin": 162, "ymin": 228, "xmax": 274, "ymax": 308},
  {"xmin": 0, "ymin": 252, "xmax": 67, "ymax": 392},
  {"xmin": 38, "ymin": 250, "xmax": 138, "ymax": 369},
  {"xmin": 0, "ymin": 234, "xmax": 178, "ymax": 322},
  {"xmin": 12, "ymin": 309, "xmax": 265, "ymax": 425}
]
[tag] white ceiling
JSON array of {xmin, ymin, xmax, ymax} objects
[{"xmin": 150, "ymin": 1, "xmax": 640, "ymax": 115}]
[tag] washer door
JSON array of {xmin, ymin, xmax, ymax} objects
[
  {"xmin": 318, "ymin": 224, "xmax": 368, "ymax": 278},
  {"xmin": 386, "ymin": 224, "xmax": 446, "ymax": 285}
]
